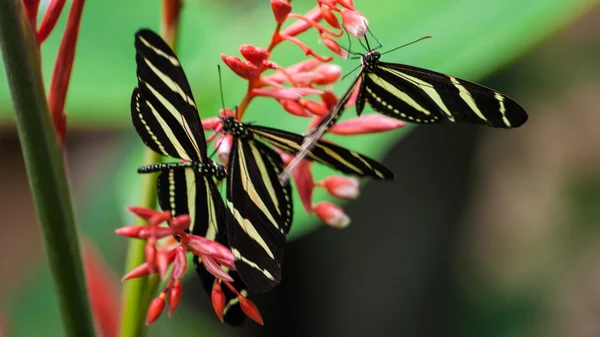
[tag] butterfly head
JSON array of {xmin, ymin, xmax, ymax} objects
[
  {"xmin": 214, "ymin": 164, "xmax": 227, "ymax": 180},
  {"xmin": 221, "ymin": 116, "xmax": 248, "ymax": 138},
  {"xmin": 362, "ymin": 51, "xmax": 381, "ymax": 69}
]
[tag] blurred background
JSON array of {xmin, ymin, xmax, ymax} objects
[{"xmin": 1, "ymin": 0, "xmax": 600, "ymax": 336}]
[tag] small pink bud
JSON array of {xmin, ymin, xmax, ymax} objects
[
  {"xmin": 320, "ymin": 4, "xmax": 341, "ymax": 29},
  {"xmin": 281, "ymin": 100, "xmax": 311, "ymax": 117},
  {"xmin": 168, "ymin": 280, "xmax": 182, "ymax": 317},
  {"xmin": 321, "ymin": 90, "xmax": 339, "ymax": 110},
  {"xmin": 138, "ymin": 226, "xmax": 176, "ymax": 240},
  {"xmin": 337, "ymin": 0, "xmax": 355, "ymax": 10},
  {"xmin": 313, "ymin": 64, "xmax": 342, "ymax": 85},
  {"xmin": 145, "ymin": 240, "xmax": 156, "ymax": 271},
  {"xmin": 302, "ymin": 100, "xmax": 329, "ymax": 116},
  {"xmin": 169, "ymin": 214, "xmax": 191, "ymax": 232},
  {"xmin": 287, "ymin": 58, "xmax": 322, "ymax": 74},
  {"xmin": 252, "ymin": 87, "xmax": 323, "ymax": 101},
  {"xmin": 341, "ymin": 9, "xmax": 368, "ymax": 38},
  {"xmin": 211, "ymin": 282, "xmax": 226, "ymax": 322},
  {"xmin": 201, "ymin": 255, "xmax": 234, "ymax": 282},
  {"xmin": 271, "ymin": 0, "xmax": 292, "ymax": 24},
  {"xmin": 127, "ymin": 206, "xmax": 162, "ymax": 221},
  {"xmin": 115, "ymin": 225, "xmax": 146, "ymax": 238},
  {"xmin": 239, "ymin": 296, "xmax": 264, "ymax": 325},
  {"xmin": 215, "ymin": 134, "xmax": 233, "ymax": 165},
  {"xmin": 292, "ymin": 159, "xmax": 314, "ymax": 215},
  {"xmin": 221, "ymin": 54, "xmax": 260, "ymax": 80},
  {"xmin": 240, "ymin": 44, "xmax": 270, "ymax": 67},
  {"xmin": 148, "ymin": 211, "xmax": 172, "ymax": 227},
  {"xmin": 122, "ymin": 262, "xmax": 153, "ymax": 281},
  {"xmin": 146, "ymin": 292, "xmax": 166, "ymax": 325},
  {"xmin": 172, "ymin": 246, "xmax": 187, "ymax": 280},
  {"xmin": 329, "ymin": 115, "xmax": 405, "ymax": 135},
  {"xmin": 156, "ymin": 249, "xmax": 170, "ymax": 279},
  {"xmin": 313, "ymin": 202, "xmax": 350, "ymax": 228},
  {"xmin": 187, "ymin": 235, "xmax": 235, "ymax": 266},
  {"xmin": 317, "ymin": 175, "xmax": 360, "ymax": 199},
  {"xmin": 201, "ymin": 117, "xmax": 222, "ymax": 130},
  {"xmin": 323, "ymin": 36, "xmax": 348, "ymax": 58},
  {"xmin": 281, "ymin": 6, "xmax": 322, "ymax": 37}
]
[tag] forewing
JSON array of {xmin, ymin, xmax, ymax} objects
[
  {"xmin": 251, "ymin": 125, "xmax": 394, "ymax": 180},
  {"xmin": 133, "ymin": 29, "xmax": 208, "ymax": 160},
  {"xmin": 363, "ymin": 62, "xmax": 527, "ymax": 128},
  {"xmin": 226, "ymin": 137, "xmax": 292, "ymax": 293}
]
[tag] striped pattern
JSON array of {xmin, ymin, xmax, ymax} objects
[
  {"xmin": 360, "ymin": 60, "xmax": 528, "ymax": 127},
  {"xmin": 156, "ymin": 168, "xmax": 246, "ymax": 325},
  {"xmin": 281, "ymin": 49, "xmax": 528, "ymax": 182},
  {"xmin": 132, "ymin": 30, "xmax": 247, "ymax": 323},
  {"xmin": 226, "ymin": 134, "xmax": 293, "ymax": 293},
  {"xmin": 249, "ymin": 125, "xmax": 394, "ymax": 180}
]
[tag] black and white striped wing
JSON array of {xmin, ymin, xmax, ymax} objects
[
  {"xmin": 156, "ymin": 168, "xmax": 246, "ymax": 325},
  {"xmin": 131, "ymin": 29, "xmax": 208, "ymax": 161},
  {"xmin": 250, "ymin": 125, "xmax": 394, "ymax": 180},
  {"xmin": 226, "ymin": 137, "xmax": 293, "ymax": 293},
  {"xmin": 361, "ymin": 62, "xmax": 528, "ymax": 128}
]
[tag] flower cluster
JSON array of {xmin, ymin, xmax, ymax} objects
[
  {"xmin": 121, "ymin": 0, "xmax": 404, "ymax": 326},
  {"xmin": 115, "ymin": 206, "xmax": 263, "ymax": 325},
  {"xmin": 215, "ymin": 0, "xmax": 404, "ymax": 227},
  {"xmin": 22, "ymin": 0, "xmax": 85, "ymax": 146}
]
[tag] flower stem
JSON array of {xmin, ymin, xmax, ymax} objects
[{"xmin": 0, "ymin": 2, "xmax": 95, "ymax": 337}]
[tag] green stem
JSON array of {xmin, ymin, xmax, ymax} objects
[
  {"xmin": 0, "ymin": 2, "xmax": 95, "ymax": 337},
  {"xmin": 119, "ymin": 149, "xmax": 161, "ymax": 337}
]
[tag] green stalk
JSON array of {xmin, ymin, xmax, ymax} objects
[
  {"xmin": 119, "ymin": 3, "xmax": 181, "ymax": 336},
  {"xmin": 0, "ymin": 1, "xmax": 95, "ymax": 337},
  {"xmin": 119, "ymin": 149, "xmax": 161, "ymax": 337}
]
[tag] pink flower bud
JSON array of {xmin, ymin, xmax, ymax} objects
[
  {"xmin": 201, "ymin": 117, "xmax": 222, "ymax": 130},
  {"xmin": 313, "ymin": 64, "xmax": 342, "ymax": 85},
  {"xmin": 240, "ymin": 44, "xmax": 270, "ymax": 67},
  {"xmin": 122, "ymin": 262, "xmax": 153, "ymax": 281},
  {"xmin": 221, "ymin": 54, "xmax": 260, "ymax": 80},
  {"xmin": 115, "ymin": 225, "xmax": 146, "ymax": 238},
  {"xmin": 271, "ymin": 0, "xmax": 292, "ymax": 24},
  {"xmin": 341, "ymin": 9, "xmax": 368, "ymax": 38},
  {"xmin": 211, "ymin": 282, "xmax": 226, "ymax": 322},
  {"xmin": 239, "ymin": 296, "xmax": 264, "ymax": 325},
  {"xmin": 171, "ymin": 246, "xmax": 188, "ymax": 280},
  {"xmin": 146, "ymin": 292, "xmax": 166, "ymax": 325},
  {"xmin": 169, "ymin": 214, "xmax": 191, "ymax": 232},
  {"xmin": 323, "ymin": 35, "xmax": 348, "ymax": 58},
  {"xmin": 329, "ymin": 115, "xmax": 405, "ymax": 135},
  {"xmin": 317, "ymin": 175, "xmax": 360, "ymax": 199},
  {"xmin": 168, "ymin": 280, "xmax": 182, "ymax": 317},
  {"xmin": 281, "ymin": 100, "xmax": 311, "ymax": 117},
  {"xmin": 302, "ymin": 100, "xmax": 329, "ymax": 116},
  {"xmin": 187, "ymin": 235, "xmax": 235, "ymax": 266},
  {"xmin": 127, "ymin": 206, "xmax": 163, "ymax": 221},
  {"xmin": 321, "ymin": 90, "xmax": 339, "ymax": 110},
  {"xmin": 313, "ymin": 202, "xmax": 350, "ymax": 228},
  {"xmin": 252, "ymin": 87, "xmax": 323, "ymax": 100},
  {"xmin": 148, "ymin": 211, "xmax": 172, "ymax": 227},
  {"xmin": 215, "ymin": 134, "xmax": 233, "ymax": 165},
  {"xmin": 281, "ymin": 6, "xmax": 322, "ymax": 37},
  {"xmin": 138, "ymin": 226, "xmax": 176, "ymax": 240},
  {"xmin": 280, "ymin": 153, "xmax": 314, "ymax": 214},
  {"xmin": 201, "ymin": 255, "xmax": 234, "ymax": 282},
  {"xmin": 336, "ymin": 0, "xmax": 355, "ymax": 10},
  {"xmin": 320, "ymin": 4, "xmax": 341, "ymax": 29},
  {"xmin": 156, "ymin": 248, "xmax": 170, "ymax": 279}
]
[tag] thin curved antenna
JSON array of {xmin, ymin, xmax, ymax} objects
[
  {"xmin": 358, "ymin": 37, "xmax": 368, "ymax": 52},
  {"xmin": 217, "ymin": 64, "xmax": 226, "ymax": 112},
  {"xmin": 363, "ymin": 33, "xmax": 371, "ymax": 51},
  {"xmin": 331, "ymin": 39, "xmax": 362, "ymax": 58},
  {"xmin": 341, "ymin": 64, "xmax": 362, "ymax": 81},
  {"xmin": 380, "ymin": 36, "xmax": 432, "ymax": 56},
  {"xmin": 366, "ymin": 24, "xmax": 383, "ymax": 50}
]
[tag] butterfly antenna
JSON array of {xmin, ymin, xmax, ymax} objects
[
  {"xmin": 341, "ymin": 64, "xmax": 362, "ymax": 81},
  {"xmin": 380, "ymin": 36, "xmax": 432, "ymax": 56},
  {"xmin": 363, "ymin": 33, "xmax": 372, "ymax": 51},
  {"xmin": 366, "ymin": 24, "xmax": 383, "ymax": 50},
  {"xmin": 217, "ymin": 64, "xmax": 226, "ymax": 113}
]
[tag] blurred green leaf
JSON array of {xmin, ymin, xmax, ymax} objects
[{"xmin": 6, "ymin": 0, "xmax": 599, "ymax": 335}]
